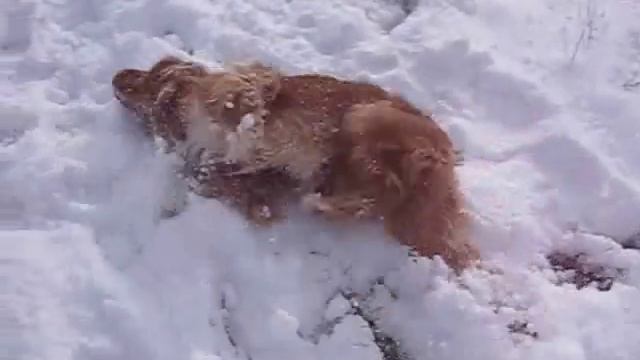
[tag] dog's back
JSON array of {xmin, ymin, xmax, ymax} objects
[
  {"xmin": 249, "ymin": 74, "xmax": 424, "ymax": 183},
  {"xmin": 271, "ymin": 74, "xmax": 423, "ymax": 118}
]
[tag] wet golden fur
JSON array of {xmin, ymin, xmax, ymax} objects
[
  {"xmin": 306, "ymin": 101, "xmax": 477, "ymax": 269},
  {"xmin": 112, "ymin": 56, "xmax": 478, "ymax": 270}
]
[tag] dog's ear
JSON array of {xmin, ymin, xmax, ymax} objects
[
  {"xmin": 149, "ymin": 56, "xmax": 185, "ymax": 74},
  {"xmin": 146, "ymin": 57, "xmax": 208, "ymax": 88},
  {"xmin": 146, "ymin": 75, "xmax": 202, "ymax": 143}
]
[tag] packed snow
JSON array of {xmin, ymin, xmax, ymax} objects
[{"xmin": 2, "ymin": 0, "xmax": 640, "ymax": 359}]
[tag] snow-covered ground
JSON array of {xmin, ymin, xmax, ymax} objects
[{"xmin": 2, "ymin": 0, "xmax": 640, "ymax": 359}]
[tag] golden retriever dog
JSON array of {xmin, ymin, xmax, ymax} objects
[
  {"xmin": 112, "ymin": 56, "xmax": 478, "ymax": 270},
  {"xmin": 111, "ymin": 56, "xmax": 416, "ymax": 222}
]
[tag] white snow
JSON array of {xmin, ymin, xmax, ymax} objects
[{"xmin": 2, "ymin": 0, "xmax": 640, "ymax": 359}]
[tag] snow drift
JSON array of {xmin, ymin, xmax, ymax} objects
[{"xmin": 2, "ymin": 0, "xmax": 640, "ymax": 359}]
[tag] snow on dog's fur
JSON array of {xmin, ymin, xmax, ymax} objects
[{"xmin": 112, "ymin": 56, "xmax": 479, "ymax": 270}]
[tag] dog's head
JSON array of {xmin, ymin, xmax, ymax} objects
[
  {"xmin": 112, "ymin": 56, "xmax": 209, "ymax": 118},
  {"xmin": 112, "ymin": 68, "xmax": 151, "ymax": 116},
  {"xmin": 112, "ymin": 57, "xmax": 283, "ymax": 163}
]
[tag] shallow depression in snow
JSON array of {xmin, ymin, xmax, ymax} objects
[{"xmin": 2, "ymin": 1, "xmax": 640, "ymax": 360}]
